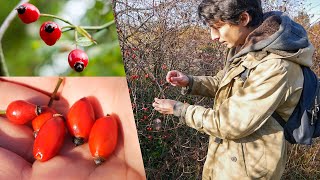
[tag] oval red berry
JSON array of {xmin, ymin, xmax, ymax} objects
[
  {"xmin": 39, "ymin": 21, "xmax": 62, "ymax": 46},
  {"xmin": 16, "ymin": 3, "xmax": 40, "ymax": 24},
  {"xmin": 89, "ymin": 115, "xmax": 118, "ymax": 165},
  {"xmin": 66, "ymin": 97, "xmax": 95, "ymax": 146},
  {"xmin": 6, "ymin": 100, "xmax": 41, "ymax": 124},
  {"xmin": 32, "ymin": 106, "xmax": 57, "ymax": 137},
  {"xmin": 33, "ymin": 116, "xmax": 66, "ymax": 162},
  {"xmin": 68, "ymin": 49, "xmax": 89, "ymax": 72}
]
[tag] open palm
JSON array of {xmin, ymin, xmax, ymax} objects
[{"xmin": 0, "ymin": 77, "xmax": 145, "ymax": 180}]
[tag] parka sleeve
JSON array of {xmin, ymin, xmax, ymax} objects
[
  {"xmin": 174, "ymin": 59, "xmax": 289, "ymax": 139},
  {"xmin": 183, "ymin": 69, "xmax": 225, "ymax": 98}
]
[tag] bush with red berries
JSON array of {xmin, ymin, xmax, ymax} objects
[
  {"xmin": 0, "ymin": 1, "xmax": 123, "ymax": 76},
  {"xmin": 14, "ymin": 3, "xmax": 112, "ymax": 73}
]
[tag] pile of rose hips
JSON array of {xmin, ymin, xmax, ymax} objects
[
  {"xmin": 5, "ymin": 97, "xmax": 118, "ymax": 164},
  {"xmin": 16, "ymin": 3, "xmax": 89, "ymax": 72}
]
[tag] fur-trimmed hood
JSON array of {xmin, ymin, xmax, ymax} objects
[{"xmin": 229, "ymin": 11, "xmax": 314, "ymax": 67}]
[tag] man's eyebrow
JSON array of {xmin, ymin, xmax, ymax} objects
[{"xmin": 211, "ymin": 21, "xmax": 225, "ymax": 28}]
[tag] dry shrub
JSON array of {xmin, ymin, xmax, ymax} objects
[{"xmin": 115, "ymin": 0, "xmax": 320, "ymax": 179}]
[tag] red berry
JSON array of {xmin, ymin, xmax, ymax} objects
[
  {"xmin": 16, "ymin": 3, "xmax": 40, "ymax": 24},
  {"xmin": 32, "ymin": 107, "xmax": 58, "ymax": 138},
  {"xmin": 33, "ymin": 116, "xmax": 66, "ymax": 162},
  {"xmin": 39, "ymin": 21, "xmax": 62, "ymax": 46},
  {"xmin": 146, "ymin": 127, "xmax": 152, "ymax": 131},
  {"xmin": 66, "ymin": 97, "xmax": 95, "ymax": 146},
  {"xmin": 89, "ymin": 115, "xmax": 118, "ymax": 165},
  {"xmin": 68, "ymin": 49, "xmax": 89, "ymax": 72},
  {"xmin": 6, "ymin": 100, "xmax": 41, "ymax": 124}
]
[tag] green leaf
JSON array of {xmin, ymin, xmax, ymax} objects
[
  {"xmin": 75, "ymin": 26, "xmax": 97, "ymax": 44},
  {"xmin": 76, "ymin": 37, "xmax": 94, "ymax": 47}
]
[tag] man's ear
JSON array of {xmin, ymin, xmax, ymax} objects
[{"xmin": 239, "ymin": 11, "xmax": 251, "ymax": 26}]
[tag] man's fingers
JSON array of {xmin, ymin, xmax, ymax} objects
[
  {"xmin": 152, "ymin": 102, "xmax": 159, "ymax": 108},
  {"xmin": 170, "ymin": 77, "xmax": 179, "ymax": 81},
  {"xmin": 166, "ymin": 71, "xmax": 178, "ymax": 82},
  {"xmin": 0, "ymin": 117, "xmax": 35, "ymax": 163},
  {"xmin": 0, "ymin": 147, "xmax": 32, "ymax": 179}
]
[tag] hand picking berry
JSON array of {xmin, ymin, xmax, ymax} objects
[
  {"xmin": 16, "ymin": 3, "xmax": 40, "ymax": 24},
  {"xmin": 33, "ymin": 116, "xmax": 66, "ymax": 162},
  {"xmin": 6, "ymin": 100, "xmax": 41, "ymax": 124},
  {"xmin": 68, "ymin": 49, "xmax": 89, "ymax": 72},
  {"xmin": 66, "ymin": 97, "xmax": 95, "ymax": 146},
  {"xmin": 40, "ymin": 21, "xmax": 62, "ymax": 46},
  {"xmin": 89, "ymin": 115, "xmax": 118, "ymax": 165}
]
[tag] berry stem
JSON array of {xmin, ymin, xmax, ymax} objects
[
  {"xmin": 81, "ymin": 20, "xmax": 115, "ymax": 31},
  {"xmin": 40, "ymin": 14, "xmax": 74, "ymax": 26},
  {"xmin": 75, "ymin": 30, "xmax": 78, "ymax": 49},
  {"xmin": 61, "ymin": 20, "xmax": 115, "ymax": 33},
  {"xmin": 0, "ymin": 110, "xmax": 6, "ymax": 115},
  {"xmin": 62, "ymin": 25, "xmax": 76, "ymax": 30},
  {"xmin": 48, "ymin": 77, "xmax": 64, "ymax": 107}
]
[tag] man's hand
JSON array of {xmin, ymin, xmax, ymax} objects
[
  {"xmin": 152, "ymin": 98, "xmax": 177, "ymax": 115},
  {"xmin": 166, "ymin": 70, "xmax": 189, "ymax": 87},
  {"xmin": 0, "ymin": 77, "xmax": 145, "ymax": 180}
]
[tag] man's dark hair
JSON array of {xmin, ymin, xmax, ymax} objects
[{"xmin": 198, "ymin": 0, "xmax": 263, "ymax": 27}]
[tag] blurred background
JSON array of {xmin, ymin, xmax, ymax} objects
[
  {"xmin": 0, "ymin": 0, "xmax": 125, "ymax": 76},
  {"xmin": 115, "ymin": 0, "xmax": 320, "ymax": 179}
]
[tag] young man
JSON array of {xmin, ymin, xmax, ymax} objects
[{"xmin": 152, "ymin": 0, "xmax": 315, "ymax": 179}]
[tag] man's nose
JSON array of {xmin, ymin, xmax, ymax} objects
[{"xmin": 210, "ymin": 28, "xmax": 220, "ymax": 41}]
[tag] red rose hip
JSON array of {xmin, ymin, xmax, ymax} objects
[
  {"xmin": 16, "ymin": 3, "xmax": 40, "ymax": 24},
  {"xmin": 68, "ymin": 49, "xmax": 89, "ymax": 72},
  {"xmin": 89, "ymin": 115, "xmax": 118, "ymax": 165},
  {"xmin": 66, "ymin": 97, "xmax": 95, "ymax": 146},
  {"xmin": 33, "ymin": 116, "xmax": 66, "ymax": 162},
  {"xmin": 32, "ymin": 106, "xmax": 58, "ymax": 138},
  {"xmin": 40, "ymin": 21, "xmax": 62, "ymax": 46},
  {"xmin": 6, "ymin": 100, "xmax": 41, "ymax": 124}
]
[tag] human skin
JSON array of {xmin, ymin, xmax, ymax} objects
[
  {"xmin": 209, "ymin": 11, "xmax": 254, "ymax": 48},
  {"xmin": 165, "ymin": 70, "xmax": 189, "ymax": 87},
  {"xmin": 0, "ymin": 77, "xmax": 146, "ymax": 180}
]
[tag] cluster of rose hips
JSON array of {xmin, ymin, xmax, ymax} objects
[
  {"xmin": 5, "ymin": 97, "xmax": 118, "ymax": 164},
  {"xmin": 16, "ymin": 3, "xmax": 89, "ymax": 72}
]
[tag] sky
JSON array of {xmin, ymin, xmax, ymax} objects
[{"xmin": 305, "ymin": 0, "xmax": 320, "ymax": 25}]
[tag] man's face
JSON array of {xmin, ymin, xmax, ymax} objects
[{"xmin": 210, "ymin": 21, "xmax": 249, "ymax": 48}]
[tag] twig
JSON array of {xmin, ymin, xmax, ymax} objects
[
  {"xmin": 0, "ymin": 44, "xmax": 9, "ymax": 76},
  {"xmin": 40, "ymin": 13, "xmax": 74, "ymax": 26},
  {"xmin": 48, "ymin": 77, "xmax": 64, "ymax": 107},
  {"xmin": 81, "ymin": 20, "xmax": 115, "ymax": 31},
  {"xmin": 0, "ymin": 110, "xmax": 6, "ymax": 115},
  {"xmin": 0, "ymin": 0, "xmax": 29, "ymax": 76}
]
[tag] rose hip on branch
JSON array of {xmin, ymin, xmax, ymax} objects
[
  {"xmin": 68, "ymin": 49, "xmax": 89, "ymax": 72},
  {"xmin": 40, "ymin": 21, "xmax": 62, "ymax": 46},
  {"xmin": 16, "ymin": 3, "xmax": 40, "ymax": 24}
]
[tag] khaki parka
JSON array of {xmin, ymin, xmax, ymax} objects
[{"xmin": 173, "ymin": 12, "xmax": 315, "ymax": 180}]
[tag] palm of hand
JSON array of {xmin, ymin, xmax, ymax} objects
[{"xmin": 0, "ymin": 77, "xmax": 145, "ymax": 180}]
